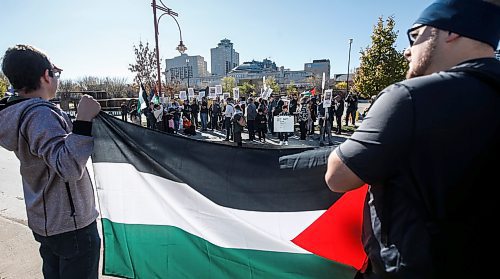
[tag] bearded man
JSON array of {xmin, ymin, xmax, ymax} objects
[{"xmin": 324, "ymin": 0, "xmax": 500, "ymax": 278}]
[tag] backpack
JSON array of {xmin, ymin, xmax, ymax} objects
[
  {"xmin": 232, "ymin": 113, "xmax": 246, "ymax": 127},
  {"xmin": 238, "ymin": 115, "xmax": 246, "ymax": 127}
]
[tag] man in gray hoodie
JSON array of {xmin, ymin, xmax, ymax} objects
[{"xmin": 0, "ymin": 45, "xmax": 101, "ymax": 278}]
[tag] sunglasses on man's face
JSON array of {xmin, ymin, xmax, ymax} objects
[
  {"xmin": 48, "ymin": 68, "xmax": 62, "ymax": 79},
  {"xmin": 407, "ymin": 25, "xmax": 424, "ymax": 46}
]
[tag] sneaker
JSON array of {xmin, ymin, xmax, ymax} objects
[
  {"xmin": 284, "ymin": 141, "xmax": 289, "ymax": 146},
  {"xmin": 320, "ymin": 142, "xmax": 325, "ymax": 147},
  {"xmin": 279, "ymin": 141, "xmax": 283, "ymax": 145}
]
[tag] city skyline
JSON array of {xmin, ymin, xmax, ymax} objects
[{"xmin": 1, "ymin": 0, "xmax": 435, "ymax": 82}]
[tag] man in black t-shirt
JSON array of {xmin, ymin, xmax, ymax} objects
[
  {"xmin": 120, "ymin": 102, "xmax": 129, "ymax": 122},
  {"xmin": 344, "ymin": 93, "xmax": 358, "ymax": 126},
  {"xmin": 325, "ymin": 0, "xmax": 500, "ymax": 278}
]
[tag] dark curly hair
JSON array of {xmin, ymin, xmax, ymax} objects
[{"xmin": 1, "ymin": 45, "xmax": 52, "ymax": 93}]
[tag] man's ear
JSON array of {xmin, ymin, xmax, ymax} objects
[{"xmin": 41, "ymin": 69, "xmax": 51, "ymax": 83}]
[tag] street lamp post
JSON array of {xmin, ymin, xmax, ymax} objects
[
  {"xmin": 186, "ymin": 58, "xmax": 190, "ymax": 89},
  {"xmin": 346, "ymin": 38, "xmax": 353, "ymax": 95},
  {"xmin": 151, "ymin": 0, "xmax": 187, "ymax": 96}
]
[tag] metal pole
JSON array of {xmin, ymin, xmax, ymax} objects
[
  {"xmin": 346, "ymin": 38, "xmax": 353, "ymax": 95},
  {"xmin": 152, "ymin": 0, "xmax": 162, "ymax": 96},
  {"xmin": 186, "ymin": 58, "xmax": 190, "ymax": 89}
]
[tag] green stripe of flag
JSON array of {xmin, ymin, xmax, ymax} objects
[{"xmin": 102, "ymin": 219, "xmax": 356, "ymax": 279}]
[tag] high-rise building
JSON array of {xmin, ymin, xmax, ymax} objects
[
  {"xmin": 304, "ymin": 59, "xmax": 330, "ymax": 79},
  {"xmin": 211, "ymin": 39, "xmax": 239, "ymax": 76},
  {"xmin": 495, "ymin": 49, "xmax": 500, "ymax": 61},
  {"xmin": 165, "ymin": 54, "xmax": 209, "ymax": 86}
]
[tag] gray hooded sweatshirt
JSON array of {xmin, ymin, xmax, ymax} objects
[{"xmin": 0, "ymin": 97, "xmax": 98, "ymax": 236}]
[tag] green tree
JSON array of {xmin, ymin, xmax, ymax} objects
[
  {"xmin": 128, "ymin": 41, "xmax": 158, "ymax": 93},
  {"xmin": 336, "ymin": 81, "xmax": 347, "ymax": 90},
  {"xmin": 239, "ymin": 81, "xmax": 255, "ymax": 97},
  {"xmin": 0, "ymin": 72, "xmax": 9, "ymax": 98},
  {"xmin": 265, "ymin": 76, "xmax": 280, "ymax": 95},
  {"xmin": 353, "ymin": 16, "xmax": 408, "ymax": 98},
  {"xmin": 221, "ymin": 76, "xmax": 236, "ymax": 93},
  {"xmin": 286, "ymin": 81, "xmax": 298, "ymax": 96},
  {"xmin": 305, "ymin": 76, "xmax": 322, "ymax": 93}
]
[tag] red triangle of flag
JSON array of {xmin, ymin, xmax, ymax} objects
[
  {"xmin": 310, "ymin": 88, "xmax": 316, "ymax": 95},
  {"xmin": 292, "ymin": 184, "xmax": 368, "ymax": 271}
]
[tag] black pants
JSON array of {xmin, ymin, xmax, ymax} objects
[
  {"xmin": 211, "ymin": 115, "xmax": 219, "ymax": 130},
  {"xmin": 268, "ymin": 114, "xmax": 274, "ymax": 134},
  {"xmin": 346, "ymin": 109, "xmax": 356, "ymax": 126},
  {"xmin": 247, "ymin": 120, "xmax": 256, "ymax": 140},
  {"xmin": 192, "ymin": 113, "xmax": 198, "ymax": 128},
  {"xmin": 257, "ymin": 128, "xmax": 266, "ymax": 141},
  {"xmin": 299, "ymin": 120, "xmax": 307, "ymax": 140},
  {"xmin": 121, "ymin": 113, "xmax": 127, "ymax": 122},
  {"xmin": 234, "ymin": 131, "xmax": 242, "ymax": 146},
  {"xmin": 278, "ymin": 132, "xmax": 288, "ymax": 141},
  {"xmin": 33, "ymin": 221, "xmax": 101, "ymax": 279},
  {"xmin": 335, "ymin": 114, "xmax": 343, "ymax": 133}
]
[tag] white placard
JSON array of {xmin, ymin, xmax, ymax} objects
[
  {"xmin": 209, "ymin": 87, "xmax": 216, "ymax": 99},
  {"xmin": 323, "ymin": 89, "xmax": 333, "ymax": 108},
  {"xmin": 223, "ymin": 92, "xmax": 230, "ymax": 101},
  {"xmin": 179, "ymin": 91, "xmax": 187, "ymax": 100},
  {"xmin": 274, "ymin": 116, "xmax": 294, "ymax": 132},
  {"xmin": 215, "ymin": 85, "xmax": 222, "ymax": 94},
  {"xmin": 232, "ymin": 87, "xmax": 240, "ymax": 100},
  {"xmin": 265, "ymin": 88, "xmax": 273, "ymax": 99},
  {"xmin": 188, "ymin": 88, "xmax": 194, "ymax": 97},
  {"xmin": 199, "ymin": 91, "xmax": 206, "ymax": 98}
]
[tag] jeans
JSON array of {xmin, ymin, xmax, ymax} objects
[
  {"xmin": 319, "ymin": 118, "xmax": 332, "ymax": 144},
  {"xmin": 192, "ymin": 112, "xmax": 199, "ymax": 129},
  {"xmin": 33, "ymin": 221, "xmax": 101, "ymax": 279},
  {"xmin": 200, "ymin": 113, "xmax": 208, "ymax": 130},
  {"xmin": 224, "ymin": 117, "xmax": 233, "ymax": 140}
]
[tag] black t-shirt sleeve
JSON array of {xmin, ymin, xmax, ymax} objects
[{"xmin": 336, "ymin": 83, "xmax": 413, "ymax": 184}]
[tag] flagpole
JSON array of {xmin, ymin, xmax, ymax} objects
[{"xmin": 346, "ymin": 38, "xmax": 353, "ymax": 96}]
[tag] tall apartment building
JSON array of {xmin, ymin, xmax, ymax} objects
[
  {"xmin": 211, "ymin": 38, "xmax": 239, "ymax": 76},
  {"xmin": 165, "ymin": 54, "xmax": 209, "ymax": 85},
  {"xmin": 496, "ymin": 49, "xmax": 500, "ymax": 60},
  {"xmin": 304, "ymin": 59, "xmax": 331, "ymax": 79}
]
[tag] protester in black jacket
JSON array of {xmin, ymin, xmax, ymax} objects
[{"xmin": 255, "ymin": 108, "xmax": 268, "ymax": 142}]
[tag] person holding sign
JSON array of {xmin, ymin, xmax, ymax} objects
[
  {"xmin": 277, "ymin": 105, "xmax": 291, "ymax": 146},
  {"xmin": 318, "ymin": 99, "xmax": 334, "ymax": 146},
  {"xmin": 232, "ymin": 105, "xmax": 245, "ymax": 147}
]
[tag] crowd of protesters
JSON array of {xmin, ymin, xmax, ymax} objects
[{"xmin": 120, "ymin": 91, "xmax": 360, "ymax": 146}]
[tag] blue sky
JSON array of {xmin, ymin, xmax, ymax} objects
[{"xmin": 1, "ymin": 0, "xmax": 433, "ymax": 82}]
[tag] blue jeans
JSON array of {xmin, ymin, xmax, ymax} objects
[
  {"xmin": 200, "ymin": 113, "xmax": 208, "ymax": 130},
  {"xmin": 33, "ymin": 221, "xmax": 101, "ymax": 279}
]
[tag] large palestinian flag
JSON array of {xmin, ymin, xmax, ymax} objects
[{"xmin": 92, "ymin": 112, "xmax": 366, "ymax": 278}]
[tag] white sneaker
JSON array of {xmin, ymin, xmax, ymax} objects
[
  {"xmin": 279, "ymin": 141, "xmax": 283, "ymax": 145},
  {"xmin": 284, "ymin": 141, "xmax": 289, "ymax": 146}
]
